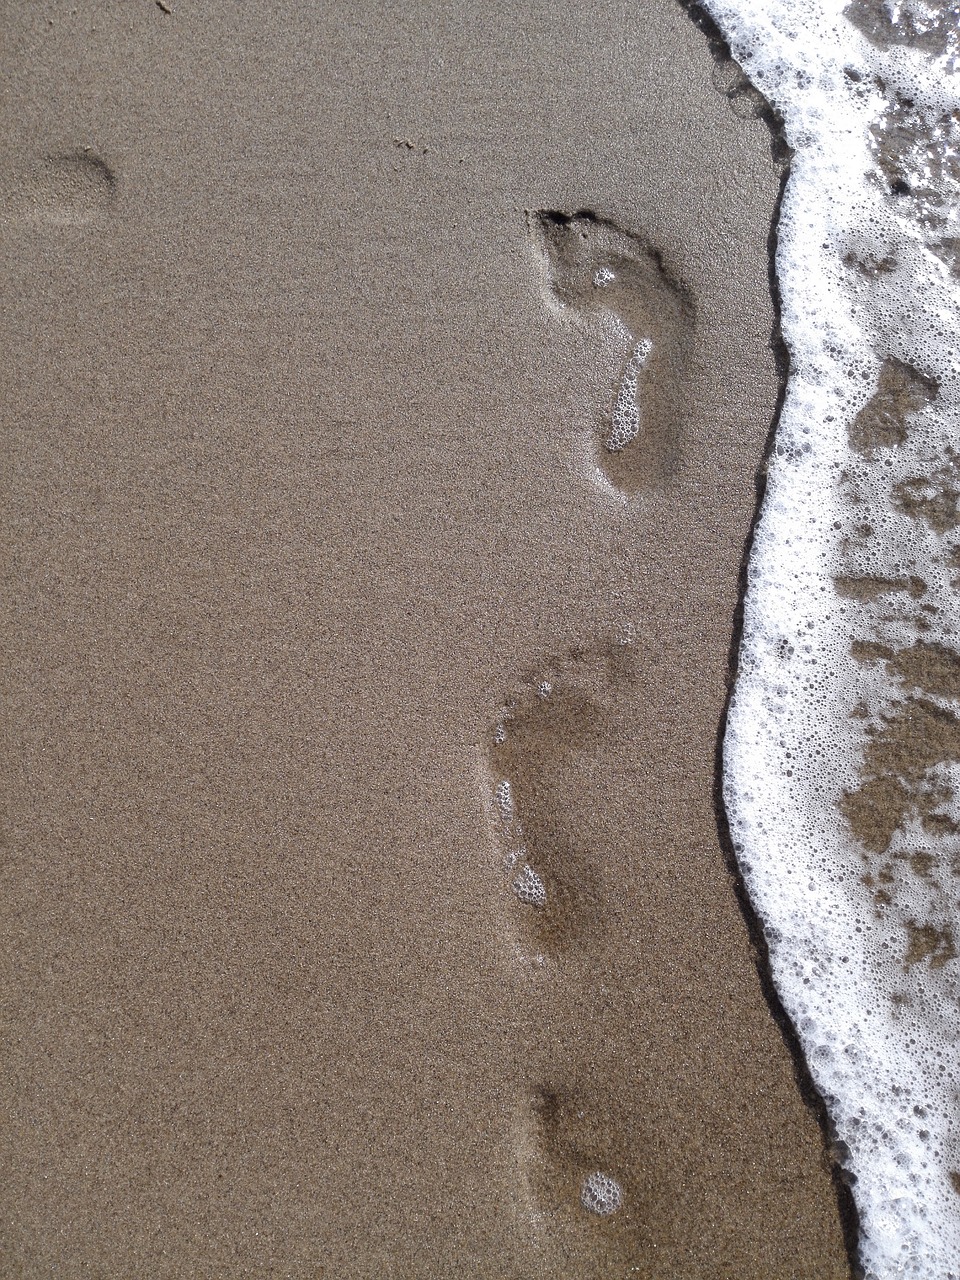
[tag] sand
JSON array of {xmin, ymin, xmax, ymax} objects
[{"xmin": 2, "ymin": 1, "xmax": 853, "ymax": 1276}]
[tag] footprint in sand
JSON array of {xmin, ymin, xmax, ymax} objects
[
  {"xmin": 531, "ymin": 209, "xmax": 694, "ymax": 494},
  {"xmin": 10, "ymin": 150, "xmax": 117, "ymax": 226},
  {"xmin": 520, "ymin": 1082, "xmax": 635, "ymax": 1255},
  {"xmin": 490, "ymin": 628, "xmax": 636, "ymax": 956}
]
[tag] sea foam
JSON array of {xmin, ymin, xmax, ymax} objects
[{"xmin": 699, "ymin": 1, "xmax": 960, "ymax": 1275}]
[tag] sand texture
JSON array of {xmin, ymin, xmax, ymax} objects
[{"xmin": 3, "ymin": 1, "xmax": 852, "ymax": 1276}]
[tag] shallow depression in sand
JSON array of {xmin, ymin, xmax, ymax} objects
[
  {"xmin": 15, "ymin": 150, "xmax": 117, "ymax": 226},
  {"xmin": 530, "ymin": 209, "xmax": 695, "ymax": 494}
]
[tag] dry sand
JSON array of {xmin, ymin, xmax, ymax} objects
[{"xmin": 3, "ymin": 1, "xmax": 853, "ymax": 1276}]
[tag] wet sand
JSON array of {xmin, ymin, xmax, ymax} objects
[{"xmin": 2, "ymin": 2, "xmax": 852, "ymax": 1276}]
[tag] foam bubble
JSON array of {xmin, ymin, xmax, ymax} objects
[
  {"xmin": 606, "ymin": 339, "xmax": 652, "ymax": 453},
  {"xmin": 512, "ymin": 864, "xmax": 546, "ymax": 908},
  {"xmin": 580, "ymin": 1171, "xmax": 623, "ymax": 1216},
  {"xmin": 495, "ymin": 778, "xmax": 515, "ymax": 826}
]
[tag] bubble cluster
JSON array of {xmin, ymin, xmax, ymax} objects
[
  {"xmin": 493, "ymin": 768, "xmax": 547, "ymax": 910},
  {"xmin": 512, "ymin": 864, "xmax": 547, "ymax": 908},
  {"xmin": 495, "ymin": 778, "xmax": 515, "ymax": 825},
  {"xmin": 580, "ymin": 1171, "xmax": 623, "ymax": 1216},
  {"xmin": 701, "ymin": 0, "xmax": 960, "ymax": 1274},
  {"xmin": 606, "ymin": 339, "xmax": 651, "ymax": 452}
]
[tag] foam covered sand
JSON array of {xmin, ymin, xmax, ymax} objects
[{"xmin": 704, "ymin": 0, "xmax": 960, "ymax": 1274}]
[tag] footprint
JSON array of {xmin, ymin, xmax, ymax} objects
[
  {"xmin": 14, "ymin": 150, "xmax": 117, "ymax": 226},
  {"xmin": 530, "ymin": 209, "xmax": 694, "ymax": 493},
  {"xmin": 489, "ymin": 631, "xmax": 637, "ymax": 955},
  {"xmin": 517, "ymin": 1081, "xmax": 641, "ymax": 1269}
]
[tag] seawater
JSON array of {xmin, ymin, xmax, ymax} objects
[{"xmin": 700, "ymin": 1, "xmax": 960, "ymax": 1275}]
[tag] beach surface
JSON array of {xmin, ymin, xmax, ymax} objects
[{"xmin": 2, "ymin": 2, "xmax": 851, "ymax": 1275}]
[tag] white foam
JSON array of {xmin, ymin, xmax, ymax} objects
[
  {"xmin": 700, "ymin": 1, "xmax": 960, "ymax": 1274},
  {"xmin": 606, "ymin": 339, "xmax": 652, "ymax": 452}
]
